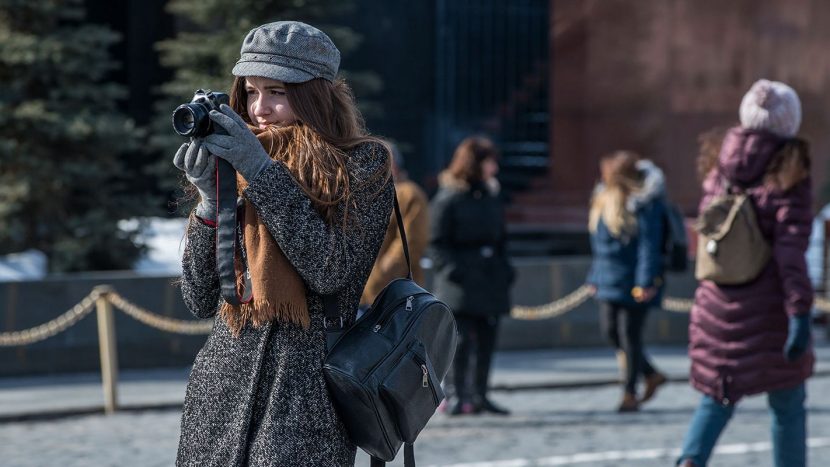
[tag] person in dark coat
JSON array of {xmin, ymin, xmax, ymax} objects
[
  {"xmin": 172, "ymin": 22, "xmax": 393, "ymax": 466},
  {"xmin": 677, "ymin": 79, "xmax": 814, "ymax": 467},
  {"xmin": 587, "ymin": 151, "xmax": 668, "ymax": 412},
  {"xmin": 429, "ymin": 136, "xmax": 515, "ymax": 416}
]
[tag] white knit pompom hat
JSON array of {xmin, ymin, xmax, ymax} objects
[{"xmin": 739, "ymin": 79, "xmax": 802, "ymax": 137}]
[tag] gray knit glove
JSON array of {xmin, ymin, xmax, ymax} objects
[
  {"xmin": 173, "ymin": 139, "xmax": 216, "ymax": 221},
  {"xmin": 203, "ymin": 104, "xmax": 272, "ymax": 182}
]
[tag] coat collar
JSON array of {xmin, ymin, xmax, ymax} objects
[
  {"xmin": 626, "ymin": 159, "xmax": 666, "ymax": 212},
  {"xmin": 438, "ymin": 170, "xmax": 501, "ymax": 196},
  {"xmin": 718, "ymin": 126, "xmax": 783, "ymax": 187}
]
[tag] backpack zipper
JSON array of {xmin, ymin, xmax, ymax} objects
[
  {"xmin": 361, "ymin": 301, "xmax": 452, "ymax": 384},
  {"xmin": 372, "ymin": 295, "xmax": 416, "ymax": 332},
  {"xmin": 412, "ymin": 352, "xmax": 439, "ymax": 403}
]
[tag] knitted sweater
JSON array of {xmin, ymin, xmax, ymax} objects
[{"xmin": 176, "ymin": 142, "xmax": 393, "ymax": 466}]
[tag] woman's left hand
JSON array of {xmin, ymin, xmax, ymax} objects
[{"xmin": 203, "ymin": 104, "xmax": 272, "ymax": 181}]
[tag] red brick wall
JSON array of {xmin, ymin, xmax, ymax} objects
[{"xmin": 547, "ymin": 0, "xmax": 830, "ymax": 221}]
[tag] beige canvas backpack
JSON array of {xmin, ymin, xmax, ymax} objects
[{"xmin": 694, "ymin": 181, "xmax": 771, "ymax": 285}]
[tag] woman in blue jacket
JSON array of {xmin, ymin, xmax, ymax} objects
[{"xmin": 588, "ymin": 151, "xmax": 668, "ymax": 412}]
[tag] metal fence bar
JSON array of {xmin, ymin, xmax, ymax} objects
[{"xmin": 94, "ymin": 286, "xmax": 119, "ymax": 414}]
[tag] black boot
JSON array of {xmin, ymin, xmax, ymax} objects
[
  {"xmin": 477, "ymin": 397, "xmax": 510, "ymax": 415},
  {"xmin": 448, "ymin": 398, "xmax": 477, "ymax": 416}
]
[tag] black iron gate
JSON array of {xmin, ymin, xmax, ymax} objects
[{"xmin": 432, "ymin": 0, "xmax": 549, "ymax": 196}]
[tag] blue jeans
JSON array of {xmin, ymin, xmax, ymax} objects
[{"xmin": 677, "ymin": 383, "xmax": 807, "ymax": 467}]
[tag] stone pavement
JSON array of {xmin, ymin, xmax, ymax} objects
[
  {"xmin": 1, "ymin": 341, "xmax": 829, "ymax": 466},
  {"xmin": 0, "ymin": 346, "xmax": 702, "ymax": 421}
]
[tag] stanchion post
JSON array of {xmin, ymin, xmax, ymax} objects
[{"xmin": 94, "ymin": 285, "xmax": 119, "ymax": 414}]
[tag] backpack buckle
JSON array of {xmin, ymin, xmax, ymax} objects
[{"xmin": 323, "ymin": 316, "xmax": 345, "ymax": 330}]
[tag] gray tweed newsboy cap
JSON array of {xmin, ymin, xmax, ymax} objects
[{"xmin": 232, "ymin": 21, "xmax": 340, "ymax": 83}]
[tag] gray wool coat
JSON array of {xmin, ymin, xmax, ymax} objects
[{"xmin": 176, "ymin": 142, "xmax": 393, "ymax": 467}]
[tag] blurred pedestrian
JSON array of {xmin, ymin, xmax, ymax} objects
[
  {"xmin": 587, "ymin": 151, "xmax": 668, "ymax": 412},
  {"xmin": 360, "ymin": 144, "xmax": 429, "ymax": 307},
  {"xmin": 172, "ymin": 21, "xmax": 393, "ymax": 466},
  {"xmin": 429, "ymin": 136, "xmax": 515, "ymax": 416},
  {"xmin": 677, "ymin": 79, "xmax": 814, "ymax": 467}
]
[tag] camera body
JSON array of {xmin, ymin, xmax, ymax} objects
[{"xmin": 172, "ymin": 89, "xmax": 230, "ymax": 138}]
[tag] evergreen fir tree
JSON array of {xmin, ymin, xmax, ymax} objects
[
  {"xmin": 0, "ymin": 0, "xmax": 146, "ymax": 272},
  {"xmin": 151, "ymin": 0, "xmax": 382, "ymax": 201}
]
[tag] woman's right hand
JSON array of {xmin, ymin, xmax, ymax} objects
[
  {"xmin": 632, "ymin": 286, "xmax": 657, "ymax": 303},
  {"xmin": 173, "ymin": 139, "xmax": 217, "ymax": 220}
]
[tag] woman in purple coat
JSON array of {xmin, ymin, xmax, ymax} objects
[{"xmin": 677, "ymin": 80, "xmax": 814, "ymax": 467}]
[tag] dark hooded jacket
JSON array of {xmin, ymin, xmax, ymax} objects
[
  {"xmin": 428, "ymin": 172, "xmax": 514, "ymax": 317},
  {"xmin": 587, "ymin": 159, "xmax": 667, "ymax": 307},
  {"xmin": 689, "ymin": 127, "xmax": 814, "ymax": 404}
]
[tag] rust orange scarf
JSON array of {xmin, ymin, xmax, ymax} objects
[{"xmin": 218, "ymin": 126, "xmax": 321, "ymax": 335}]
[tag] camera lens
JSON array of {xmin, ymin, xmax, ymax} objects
[
  {"xmin": 181, "ymin": 112, "xmax": 194, "ymax": 129},
  {"xmin": 172, "ymin": 104, "xmax": 211, "ymax": 137}
]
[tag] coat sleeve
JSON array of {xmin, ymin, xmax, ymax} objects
[
  {"xmin": 586, "ymin": 230, "xmax": 599, "ymax": 286},
  {"xmin": 496, "ymin": 203, "xmax": 516, "ymax": 285},
  {"xmin": 180, "ymin": 218, "xmax": 221, "ymax": 319},
  {"xmin": 403, "ymin": 187, "xmax": 430, "ymax": 269},
  {"xmin": 772, "ymin": 179, "xmax": 814, "ymax": 316},
  {"xmin": 635, "ymin": 201, "xmax": 664, "ymax": 288},
  {"xmin": 380, "ymin": 183, "xmax": 430, "ymax": 279},
  {"xmin": 243, "ymin": 144, "xmax": 393, "ymax": 296},
  {"xmin": 427, "ymin": 189, "xmax": 460, "ymax": 280}
]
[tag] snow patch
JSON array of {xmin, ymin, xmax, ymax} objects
[
  {"xmin": 0, "ymin": 249, "xmax": 48, "ymax": 281},
  {"xmin": 119, "ymin": 217, "xmax": 188, "ymax": 276}
]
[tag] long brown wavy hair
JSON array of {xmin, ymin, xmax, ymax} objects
[
  {"xmin": 229, "ymin": 76, "xmax": 390, "ymax": 226},
  {"xmin": 696, "ymin": 126, "xmax": 810, "ymax": 191},
  {"xmin": 696, "ymin": 126, "xmax": 730, "ymax": 182},
  {"xmin": 445, "ymin": 136, "xmax": 499, "ymax": 184},
  {"xmin": 588, "ymin": 151, "xmax": 643, "ymax": 238}
]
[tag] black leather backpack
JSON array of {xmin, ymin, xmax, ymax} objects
[{"xmin": 323, "ymin": 193, "xmax": 457, "ymax": 467}]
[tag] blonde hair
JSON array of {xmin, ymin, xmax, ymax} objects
[{"xmin": 588, "ymin": 151, "xmax": 642, "ymax": 239}]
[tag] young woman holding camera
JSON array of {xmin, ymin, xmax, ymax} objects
[{"xmin": 172, "ymin": 21, "xmax": 393, "ymax": 466}]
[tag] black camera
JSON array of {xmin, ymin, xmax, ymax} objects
[{"xmin": 172, "ymin": 89, "xmax": 230, "ymax": 137}]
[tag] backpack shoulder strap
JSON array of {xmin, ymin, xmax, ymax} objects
[
  {"xmin": 404, "ymin": 443, "xmax": 416, "ymax": 467},
  {"xmin": 391, "ymin": 189, "xmax": 413, "ymax": 280},
  {"xmin": 323, "ymin": 188, "xmax": 411, "ymax": 332},
  {"xmin": 369, "ymin": 444, "xmax": 415, "ymax": 467},
  {"xmin": 720, "ymin": 174, "xmax": 738, "ymax": 195},
  {"xmin": 709, "ymin": 193, "xmax": 750, "ymax": 241}
]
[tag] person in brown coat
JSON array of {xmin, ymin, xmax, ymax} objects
[{"xmin": 360, "ymin": 145, "xmax": 429, "ymax": 305}]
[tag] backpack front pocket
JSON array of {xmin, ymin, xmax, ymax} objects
[{"xmin": 380, "ymin": 341, "xmax": 445, "ymax": 443}]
